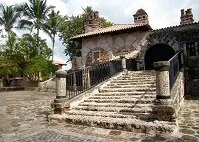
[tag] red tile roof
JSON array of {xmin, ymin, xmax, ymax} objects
[
  {"xmin": 71, "ymin": 23, "xmax": 151, "ymax": 40},
  {"xmin": 52, "ymin": 60, "xmax": 67, "ymax": 65}
]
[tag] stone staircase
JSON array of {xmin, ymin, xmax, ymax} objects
[{"xmin": 50, "ymin": 71, "xmax": 177, "ymax": 133}]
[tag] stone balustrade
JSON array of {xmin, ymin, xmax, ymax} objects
[
  {"xmin": 153, "ymin": 61, "xmax": 184, "ymax": 123},
  {"xmin": 53, "ymin": 69, "xmax": 69, "ymax": 114}
]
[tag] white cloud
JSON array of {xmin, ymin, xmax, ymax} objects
[{"xmin": 1, "ymin": 0, "xmax": 199, "ymax": 69}]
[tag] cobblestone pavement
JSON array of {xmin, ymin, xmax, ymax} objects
[{"xmin": 0, "ymin": 91, "xmax": 198, "ymax": 142}]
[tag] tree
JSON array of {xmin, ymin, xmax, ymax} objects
[
  {"xmin": 0, "ymin": 32, "xmax": 53, "ymax": 80},
  {"xmin": 58, "ymin": 6, "xmax": 113, "ymax": 62},
  {"xmin": 59, "ymin": 15, "xmax": 84, "ymax": 61},
  {"xmin": 0, "ymin": 4, "xmax": 20, "ymax": 36},
  {"xmin": 18, "ymin": 0, "xmax": 54, "ymax": 37},
  {"xmin": 44, "ymin": 10, "xmax": 61, "ymax": 61}
]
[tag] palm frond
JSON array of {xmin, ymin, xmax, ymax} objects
[{"xmin": 18, "ymin": 19, "xmax": 33, "ymax": 29}]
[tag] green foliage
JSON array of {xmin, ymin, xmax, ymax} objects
[
  {"xmin": 0, "ymin": 57, "xmax": 18, "ymax": 75},
  {"xmin": 59, "ymin": 15, "xmax": 83, "ymax": 61},
  {"xmin": 147, "ymin": 28, "xmax": 199, "ymax": 44},
  {"xmin": 0, "ymin": 1, "xmax": 57, "ymax": 80},
  {"xmin": 58, "ymin": 6, "xmax": 113, "ymax": 62},
  {"xmin": 0, "ymin": 32, "xmax": 53, "ymax": 79},
  {"xmin": 174, "ymin": 29, "xmax": 199, "ymax": 42},
  {"xmin": 0, "ymin": 4, "xmax": 20, "ymax": 33},
  {"xmin": 44, "ymin": 10, "xmax": 61, "ymax": 61},
  {"xmin": 17, "ymin": 0, "xmax": 55, "ymax": 36}
]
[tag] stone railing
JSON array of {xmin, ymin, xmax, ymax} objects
[{"xmin": 153, "ymin": 51, "xmax": 184, "ymax": 122}]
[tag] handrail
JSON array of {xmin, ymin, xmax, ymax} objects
[
  {"xmin": 65, "ymin": 59, "xmax": 122, "ymax": 100},
  {"xmin": 168, "ymin": 51, "xmax": 182, "ymax": 90},
  {"xmin": 168, "ymin": 51, "xmax": 181, "ymax": 62}
]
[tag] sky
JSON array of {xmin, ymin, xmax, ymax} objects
[{"xmin": 0, "ymin": 0, "xmax": 199, "ymax": 69}]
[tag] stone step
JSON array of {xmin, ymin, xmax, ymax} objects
[
  {"xmin": 94, "ymin": 92, "xmax": 156, "ymax": 96},
  {"xmin": 107, "ymin": 83, "xmax": 155, "ymax": 86},
  {"xmin": 117, "ymin": 76, "xmax": 155, "ymax": 80},
  {"xmin": 114, "ymin": 78, "xmax": 155, "ymax": 82},
  {"xmin": 84, "ymin": 98, "xmax": 155, "ymax": 103},
  {"xmin": 78, "ymin": 102, "xmax": 154, "ymax": 108},
  {"xmin": 66, "ymin": 110, "xmax": 137, "ymax": 119},
  {"xmin": 66, "ymin": 110, "xmax": 155, "ymax": 120},
  {"xmin": 111, "ymin": 80, "xmax": 155, "ymax": 83},
  {"xmin": 106, "ymin": 85, "xmax": 156, "ymax": 88},
  {"xmin": 123, "ymin": 71, "xmax": 155, "ymax": 74},
  {"xmin": 89, "ymin": 95, "xmax": 155, "ymax": 99},
  {"xmin": 109, "ymin": 82, "xmax": 155, "ymax": 86},
  {"xmin": 100, "ymin": 88, "xmax": 156, "ymax": 93},
  {"xmin": 73, "ymin": 105, "xmax": 153, "ymax": 113},
  {"xmin": 122, "ymin": 74, "xmax": 155, "ymax": 77},
  {"xmin": 50, "ymin": 114, "xmax": 177, "ymax": 133}
]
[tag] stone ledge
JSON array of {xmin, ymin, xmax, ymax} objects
[
  {"xmin": 153, "ymin": 61, "xmax": 170, "ymax": 71},
  {"xmin": 0, "ymin": 87, "xmax": 25, "ymax": 91}
]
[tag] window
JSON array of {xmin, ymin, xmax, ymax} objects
[
  {"xmin": 186, "ymin": 41, "xmax": 198, "ymax": 56},
  {"xmin": 93, "ymin": 51, "xmax": 100, "ymax": 61}
]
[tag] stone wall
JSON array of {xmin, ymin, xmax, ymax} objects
[
  {"xmin": 139, "ymin": 32, "xmax": 180, "ymax": 70},
  {"xmin": 170, "ymin": 68, "xmax": 185, "ymax": 118},
  {"xmin": 39, "ymin": 76, "xmax": 56, "ymax": 93}
]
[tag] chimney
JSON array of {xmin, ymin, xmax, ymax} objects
[
  {"xmin": 186, "ymin": 8, "xmax": 192, "ymax": 15},
  {"xmin": 180, "ymin": 8, "xmax": 194, "ymax": 25},
  {"xmin": 133, "ymin": 9, "xmax": 149, "ymax": 25},
  {"xmin": 181, "ymin": 9, "xmax": 184, "ymax": 17},
  {"xmin": 84, "ymin": 11, "xmax": 101, "ymax": 33}
]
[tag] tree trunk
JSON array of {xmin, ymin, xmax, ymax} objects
[
  {"xmin": 37, "ymin": 28, "xmax": 40, "ymax": 55},
  {"xmin": 52, "ymin": 34, "xmax": 55, "ymax": 61}
]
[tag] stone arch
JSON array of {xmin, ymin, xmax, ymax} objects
[{"xmin": 144, "ymin": 44, "xmax": 175, "ymax": 70}]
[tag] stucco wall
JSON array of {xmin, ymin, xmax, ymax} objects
[{"xmin": 81, "ymin": 31, "xmax": 146, "ymax": 67}]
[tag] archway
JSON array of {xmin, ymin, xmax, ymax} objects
[{"xmin": 145, "ymin": 44, "xmax": 175, "ymax": 70}]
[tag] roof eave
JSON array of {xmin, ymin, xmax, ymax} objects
[{"xmin": 71, "ymin": 24, "xmax": 152, "ymax": 40}]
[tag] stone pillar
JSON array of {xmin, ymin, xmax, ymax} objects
[
  {"xmin": 0, "ymin": 79, "xmax": 3, "ymax": 88},
  {"xmin": 153, "ymin": 61, "xmax": 176, "ymax": 122},
  {"xmin": 72, "ymin": 70, "xmax": 77, "ymax": 92},
  {"xmin": 121, "ymin": 56, "xmax": 127, "ymax": 71},
  {"xmin": 109, "ymin": 61, "xmax": 115, "ymax": 76},
  {"xmin": 53, "ymin": 69, "xmax": 68, "ymax": 114},
  {"xmin": 86, "ymin": 69, "xmax": 91, "ymax": 89},
  {"xmin": 153, "ymin": 61, "xmax": 170, "ymax": 99}
]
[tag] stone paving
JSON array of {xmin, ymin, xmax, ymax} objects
[{"xmin": 0, "ymin": 91, "xmax": 198, "ymax": 142}]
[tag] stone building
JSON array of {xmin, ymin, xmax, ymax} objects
[
  {"xmin": 71, "ymin": 8, "xmax": 199, "ymax": 70},
  {"xmin": 51, "ymin": 8, "xmax": 199, "ymax": 133}
]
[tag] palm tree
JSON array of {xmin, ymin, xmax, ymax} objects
[
  {"xmin": 0, "ymin": 4, "xmax": 20, "ymax": 36},
  {"xmin": 18, "ymin": 0, "xmax": 54, "ymax": 37},
  {"xmin": 44, "ymin": 10, "xmax": 61, "ymax": 61}
]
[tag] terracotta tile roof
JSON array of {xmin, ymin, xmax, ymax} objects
[
  {"xmin": 53, "ymin": 60, "xmax": 67, "ymax": 65},
  {"xmin": 71, "ymin": 23, "xmax": 151, "ymax": 39}
]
